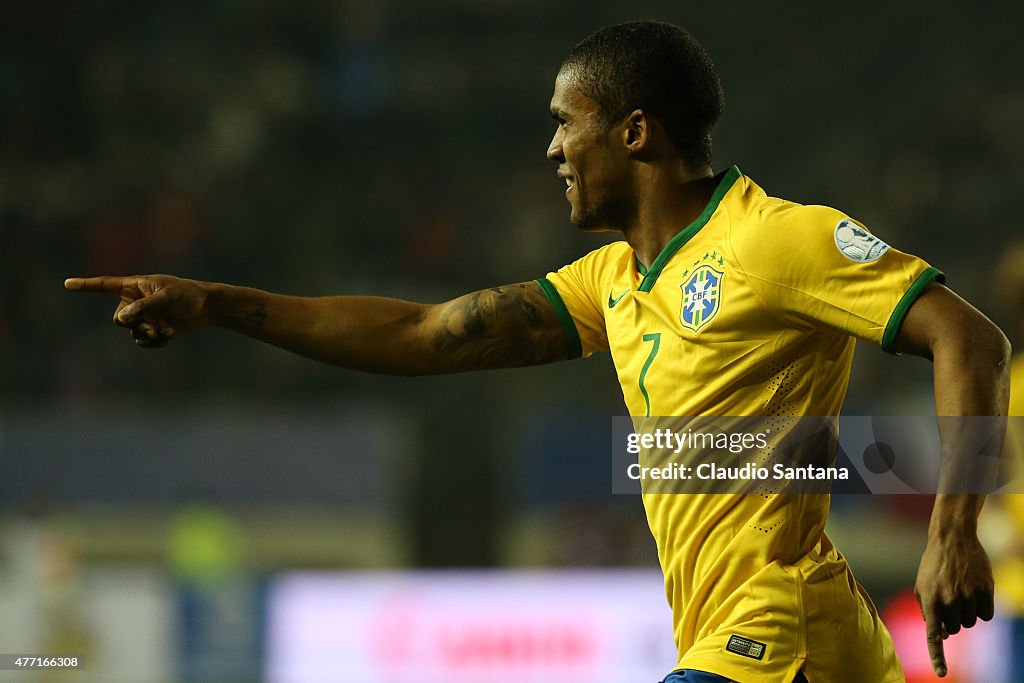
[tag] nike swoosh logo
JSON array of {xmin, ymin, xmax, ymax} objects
[{"xmin": 608, "ymin": 289, "xmax": 629, "ymax": 308}]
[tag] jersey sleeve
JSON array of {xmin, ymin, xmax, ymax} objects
[
  {"xmin": 729, "ymin": 205, "xmax": 944, "ymax": 352},
  {"xmin": 535, "ymin": 249, "xmax": 612, "ymax": 358}
]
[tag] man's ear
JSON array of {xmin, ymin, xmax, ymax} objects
[{"xmin": 622, "ymin": 109, "xmax": 649, "ymax": 153}]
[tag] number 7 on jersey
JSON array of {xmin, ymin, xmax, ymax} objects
[{"xmin": 639, "ymin": 332, "xmax": 661, "ymax": 418}]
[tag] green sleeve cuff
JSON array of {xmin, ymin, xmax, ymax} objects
[
  {"xmin": 534, "ymin": 278, "xmax": 583, "ymax": 360},
  {"xmin": 881, "ymin": 267, "xmax": 946, "ymax": 353}
]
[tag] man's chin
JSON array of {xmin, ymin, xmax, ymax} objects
[{"xmin": 571, "ymin": 211, "xmax": 615, "ymax": 233}]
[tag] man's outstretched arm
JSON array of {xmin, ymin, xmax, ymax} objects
[
  {"xmin": 893, "ymin": 281, "xmax": 1012, "ymax": 678},
  {"xmin": 64, "ymin": 276, "xmax": 571, "ymax": 375}
]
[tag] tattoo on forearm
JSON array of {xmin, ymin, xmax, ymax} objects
[
  {"xmin": 244, "ymin": 303, "xmax": 267, "ymax": 332},
  {"xmin": 431, "ymin": 283, "xmax": 568, "ymax": 370}
]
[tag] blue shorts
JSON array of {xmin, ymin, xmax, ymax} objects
[{"xmin": 662, "ymin": 669, "xmax": 808, "ymax": 683}]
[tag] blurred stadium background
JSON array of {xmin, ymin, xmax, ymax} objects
[{"xmin": 1, "ymin": 1, "xmax": 1022, "ymax": 681}]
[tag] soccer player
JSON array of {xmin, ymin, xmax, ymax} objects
[{"xmin": 66, "ymin": 22, "xmax": 1010, "ymax": 683}]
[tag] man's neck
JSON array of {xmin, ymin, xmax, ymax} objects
[{"xmin": 624, "ymin": 170, "xmax": 719, "ymax": 270}]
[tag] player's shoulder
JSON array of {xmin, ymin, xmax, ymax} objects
[
  {"xmin": 726, "ymin": 175, "xmax": 864, "ymax": 256},
  {"xmin": 565, "ymin": 240, "xmax": 633, "ymax": 270},
  {"xmin": 730, "ymin": 176, "xmax": 849, "ymax": 233},
  {"xmin": 589, "ymin": 240, "xmax": 633, "ymax": 258}
]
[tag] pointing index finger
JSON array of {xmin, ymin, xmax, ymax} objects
[
  {"xmin": 923, "ymin": 604, "xmax": 948, "ymax": 677},
  {"xmin": 64, "ymin": 276, "xmax": 126, "ymax": 294}
]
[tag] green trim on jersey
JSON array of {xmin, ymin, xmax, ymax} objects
[
  {"xmin": 637, "ymin": 165, "xmax": 742, "ymax": 293},
  {"xmin": 881, "ymin": 266, "xmax": 945, "ymax": 353},
  {"xmin": 535, "ymin": 278, "xmax": 583, "ymax": 359}
]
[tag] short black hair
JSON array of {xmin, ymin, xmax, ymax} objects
[{"xmin": 560, "ymin": 21, "xmax": 724, "ymax": 168}]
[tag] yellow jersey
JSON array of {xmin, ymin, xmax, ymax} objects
[
  {"xmin": 1011, "ymin": 354, "xmax": 1024, "ymax": 417},
  {"xmin": 537, "ymin": 166, "xmax": 941, "ymax": 683},
  {"xmin": 992, "ymin": 354, "xmax": 1024, "ymax": 615}
]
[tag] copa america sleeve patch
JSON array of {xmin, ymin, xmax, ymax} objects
[
  {"xmin": 834, "ymin": 219, "xmax": 889, "ymax": 262},
  {"xmin": 726, "ymin": 634, "xmax": 767, "ymax": 660}
]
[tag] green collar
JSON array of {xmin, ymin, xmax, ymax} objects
[{"xmin": 636, "ymin": 165, "xmax": 742, "ymax": 292}]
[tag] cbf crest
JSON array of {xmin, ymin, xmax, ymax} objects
[{"xmin": 679, "ymin": 264, "xmax": 724, "ymax": 333}]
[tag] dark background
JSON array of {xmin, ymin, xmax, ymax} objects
[{"xmin": 1, "ymin": 2, "xmax": 1021, "ymax": 680}]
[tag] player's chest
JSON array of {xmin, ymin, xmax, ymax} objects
[
  {"xmin": 604, "ymin": 248, "xmax": 777, "ymax": 371},
  {"xmin": 608, "ymin": 247, "xmax": 773, "ymax": 331}
]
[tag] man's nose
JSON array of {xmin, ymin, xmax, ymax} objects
[{"xmin": 546, "ymin": 133, "xmax": 563, "ymax": 162}]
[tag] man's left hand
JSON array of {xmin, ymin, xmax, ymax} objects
[{"xmin": 914, "ymin": 532, "xmax": 995, "ymax": 678}]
